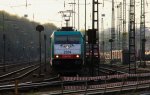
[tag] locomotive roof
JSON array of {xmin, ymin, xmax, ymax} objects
[
  {"xmin": 54, "ymin": 30, "xmax": 82, "ymax": 35},
  {"xmin": 50, "ymin": 27, "xmax": 83, "ymax": 38}
]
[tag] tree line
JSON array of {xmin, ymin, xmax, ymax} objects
[{"xmin": 0, "ymin": 11, "xmax": 57, "ymax": 62}]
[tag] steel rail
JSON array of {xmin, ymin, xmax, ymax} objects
[
  {"xmin": 0, "ymin": 64, "xmax": 38, "ymax": 79},
  {"xmin": 0, "ymin": 79, "xmax": 150, "ymax": 94},
  {"xmin": 0, "ymin": 66, "xmax": 39, "ymax": 83},
  {"xmin": 99, "ymin": 67, "xmax": 127, "ymax": 74}
]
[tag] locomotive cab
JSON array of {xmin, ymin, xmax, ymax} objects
[{"xmin": 50, "ymin": 27, "xmax": 84, "ymax": 72}]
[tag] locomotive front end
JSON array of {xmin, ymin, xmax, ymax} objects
[{"xmin": 50, "ymin": 30, "xmax": 84, "ymax": 72}]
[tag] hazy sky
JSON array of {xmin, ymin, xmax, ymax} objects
[{"xmin": 0, "ymin": 0, "xmax": 150, "ymax": 30}]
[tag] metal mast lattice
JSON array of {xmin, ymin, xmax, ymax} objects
[
  {"xmin": 129, "ymin": 0, "xmax": 136, "ymax": 74},
  {"xmin": 139, "ymin": 0, "xmax": 146, "ymax": 67}
]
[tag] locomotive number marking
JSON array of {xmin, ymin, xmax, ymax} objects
[{"xmin": 64, "ymin": 51, "xmax": 71, "ymax": 54}]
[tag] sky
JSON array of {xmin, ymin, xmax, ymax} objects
[{"xmin": 0, "ymin": 0, "xmax": 150, "ymax": 30}]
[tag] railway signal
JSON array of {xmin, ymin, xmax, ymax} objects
[{"xmin": 35, "ymin": 25, "xmax": 44, "ymax": 77}]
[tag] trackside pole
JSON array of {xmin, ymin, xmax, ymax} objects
[
  {"xmin": 84, "ymin": 80, "xmax": 88, "ymax": 95},
  {"xmin": 149, "ymin": 81, "xmax": 150, "ymax": 89},
  {"xmin": 103, "ymin": 76, "xmax": 107, "ymax": 94},
  {"xmin": 61, "ymin": 80, "xmax": 64, "ymax": 94},
  {"xmin": 15, "ymin": 80, "xmax": 19, "ymax": 95},
  {"xmin": 118, "ymin": 76, "xmax": 125, "ymax": 94},
  {"xmin": 135, "ymin": 75, "xmax": 139, "ymax": 91}
]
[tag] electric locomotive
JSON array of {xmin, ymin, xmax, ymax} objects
[{"xmin": 50, "ymin": 27, "xmax": 84, "ymax": 72}]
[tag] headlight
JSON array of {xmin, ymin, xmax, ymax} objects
[
  {"xmin": 56, "ymin": 55, "xmax": 59, "ymax": 58},
  {"xmin": 76, "ymin": 55, "xmax": 80, "ymax": 58}
]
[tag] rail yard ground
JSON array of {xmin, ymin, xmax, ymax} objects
[
  {"xmin": 1, "ymin": 61, "xmax": 150, "ymax": 95},
  {"xmin": 25, "ymin": 91, "xmax": 150, "ymax": 95}
]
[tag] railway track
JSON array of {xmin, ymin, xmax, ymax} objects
[
  {"xmin": 98, "ymin": 67, "xmax": 127, "ymax": 75},
  {"xmin": 99, "ymin": 63, "xmax": 150, "ymax": 74},
  {"xmin": 0, "ymin": 61, "xmax": 39, "ymax": 75},
  {"xmin": 0, "ymin": 61, "xmax": 60, "ymax": 87},
  {"xmin": 0, "ymin": 61, "xmax": 38, "ymax": 69},
  {"xmin": 49, "ymin": 81, "xmax": 150, "ymax": 95},
  {"xmin": 0, "ymin": 73, "xmax": 150, "ymax": 95},
  {"xmin": 0, "ymin": 64, "xmax": 39, "ymax": 85},
  {"xmin": 91, "ymin": 64, "xmax": 127, "ymax": 76},
  {"xmin": 0, "ymin": 62, "xmax": 150, "ymax": 95},
  {"xmin": 0, "ymin": 61, "xmax": 150, "ymax": 95}
]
